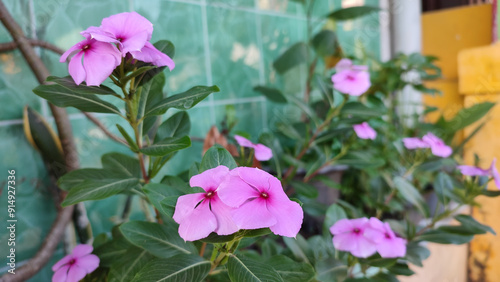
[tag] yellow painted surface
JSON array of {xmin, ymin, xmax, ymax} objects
[{"xmin": 459, "ymin": 43, "xmax": 500, "ymax": 95}]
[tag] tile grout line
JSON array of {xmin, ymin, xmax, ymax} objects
[
  {"xmin": 200, "ymin": 0, "xmax": 216, "ymax": 125},
  {"xmin": 254, "ymin": 0, "xmax": 268, "ymax": 131}
]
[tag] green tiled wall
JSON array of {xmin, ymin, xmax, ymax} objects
[{"xmin": 0, "ymin": 0, "xmax": 380, "ymax": 280}]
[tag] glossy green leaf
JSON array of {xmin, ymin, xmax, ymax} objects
[
  {"xmin": 404, "ymin": 243, "xmax": 430, "ymax": 267},
  {"xmin": 143, "ymin": 183, "xmax": 183, "ymax": 216},
  {"xmin": 33, "ymin": 84, "xmax": 121, "ymax": 114},
  {"xmin": 290, "ymin": 181, "xmax": 319, "ymax": 199},
  {"xmin": 416, "ymin": 229, "xmax": 473, "ymax": 244},
  {"xmin": 57, "ymin": 168, "xmax": 126, "ymax": 191},
  {"xmin": 200, "ymin": 144, "xmax": 237, "ymax": 172},
  {"xmin": 266, "ymin": 255, "xmax": 315, "ymax": 282},
  {"xmin": 311, "ymin": 30, "xmax": 337, "ymax": 57},
  {"xmin": 120, "ymin": 221, "xmax": 196, "ymax": 258},
  {"xmin": 393, "ymin": 176, "xmax": 428, "ymax": 217},
  {"xmin": 131, "ymin": 254, "xmax": 210, "ymax": 282},
  {"xmin": 481, "ymin": 190, "xmax": 500, "ymax": 197},
  {"xmin": 328, "ymin": 6, "xmax": 380, "ymax": 21},
  {"xmin": 315, "ymin": 258, "xmax": 347, "ymax": 282},
  {"xmin": 273, "ymin": 42, "xmax": 308, "ymax": 74},
  {"xmin": 336, "ymin": 152, "xmax": 385, "ymax": 169},
  {"xmin": 340, "ymin": 102, "xmax": 383, "ymax": 118},
  {"xmin": 323, "ymin": 204, "xmax": 347, "ymax": 233},
  {"xmin": 102, "ymin": 152, "xmax": 141, "ymax": 178},
  {"xmin": 283, "ymin": 235, "xmax": 311, "ymax": 264},
  {"xmin": 116, "ymin": 124, "xmax": 139, "ymax": 152},
  {"xmin": 93, "ymin": 237, "xmax": 131, "ymax": 267},
  {"xmin": 145, "ymin": 85, "xmax": 220, "ymax": 116},
  {"xmin": 253, "ymin": 86, "xmax": 287, "ymax": 103},
  {"xmin": 140, "ymin": 135, "xmax": 191, "ymax": 157},
  {"xmin": 46, "ymin": 76, "xmax": 117, "ymax": 95},
  {"xmin": 446, "ymin": 102, "xmax": 495, "ymax": 132},
  {"xmin": 156, "ymin": 111, "xmax": 191, "ymax": 140},
  {"xmin": 388, "ymin": 263, "xmax": 414, "ymax": 276},
  {"xmin": 360, "ymin": 255, "xmax": 397, "ymax": 267},
  {"xmin": 433, "ymin": 172, "xmax": 453, "ymax": 205},
  {"xmin": 107, "ymin": 247, "xmax": 154, "ymax": 282},
  {"xmin": 454, "ymin": 214, "xmax": 496, "ymax": 235},
  {"xmin": 227, "ymin": 255, "xmax": 284, "ymax": 282},
  {"xmin": 62, "ymin": 178, "xmax": 139, "ymax": 206}
]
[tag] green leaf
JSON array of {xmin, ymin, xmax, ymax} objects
[
  {"xmin": 433, "ymin": 172, "xmax": 453, "ymax": 205},
  {"xmin": 388, "ymin": 263, "xmax": 414, "ymax": 276},
  {"xmin": 416, "ymin": 229, "xmax": 473, "ymax": 244},
  {"xmin": 393, "ymin": 176, "xmax": 428, "ymax": 217},
  {"xmin": 140, "ymin": 135, "xmax": 191, "ymax": 157},
  {"xmin": 200, "ymin": 144, "xmax": 237, "ymax": 172},
  {"xmin": 340, "ymin": 102, "xmax": 383, "ymax": 118},
  {"xmin": 156, "ymin": 111, "xmax": 191, "ymax": 140},
  {"xmin": 93, "ymin": 237, "xmax": 131, "ymax": 267},
  {"xmin": 138, "ymin": 72, "xmax": 165, "ymax": 132},
  {"xmin": 107, "ymin": 247, "xmax": 154, "ymax": 282},
  {"xmin": 62, "ymin": 178, "xmax": 139, "ymax": 206},
  {"xmin": 200, "ymin": 232, "xmax": 237, "ymax": 244},
  {"xmin": 404, "ymin": 243, "xmax": 430, "ymax": 267},
  {"xmin": 323, "ymin": 204, "xmax": 347, "ymax": 233},
  {"xmin": 33, "ymin": 84, "xmax": 121, "ymax": 114},
  {"xmin": 446, "ymin": 102, "xmax": 495, "ymax": 132},
  {"xmin": 131, "ymin": 254, "xmax": 211, "ymax": 282},
  {"xmin": 145, "ymin": 85, "xmax": 220, "ymax": 116},
  {"xmin": 290, "ymin": 181, "xmax": 318, "ymax": 199},
  {"xmin": 253, "ymin": 86, "xmax": 287, "ymax": 103},
  {"xmin": 143, "ymin": 183, "xmax": 183, "ymax": 216},
  {"xmin": 46, "ymin": 76, "xmax": 117, "ymax": 95},
  {"xmin": 283, "ymin": 235, "xmax": 311, "ymax": 264},
  {"xmin": 311, "ymin": 30, "xmax": 338, "ymax": 57},
  {"xmin": 227, "ymin": 255, "xmax": 284, "ymax": 282},
  {"xmin": 336, "ymin": 151, "xmax": 385, "ymax": 169},
  {"xmin": 315, "ymin": 258, "xmax": 347, "ymax": 282},
  {"xmin": 266, "ymin": 255, "xmax": 315, "ymax": 282},
  {"xmin": 454, "ymin": 214, "xmax": 496, "ymax": 235},
  {"xmin": 120, "ymin": 221, "xmax": 196, "ymax": 258},
  {"xmin": 360, "ymin": 255, "xmax": 397, "ymax": 268},
  {"xmin": 328, "ymin": 6, "xmax": 380, "ymax": 21},
  {"xmin": 273, "ymin": 42, "xmax": 308, "ymax": 74},
  {"xmin": 481, "ymin": 190, "xmax": 500, "ymax": 197},
  {"xmin": 102, "ymin": 152, "xmax": 141, "ymax": 178},
  {"xmin": 57, "ymin": 168, "xmax": 126, "ymax": 191},
  {"xmin": 116, "ymin": 124, "xmax": 139, "ymax": 152}
]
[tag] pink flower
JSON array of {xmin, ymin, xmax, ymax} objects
[
  {"xmin": 52, "ymin": 244, "xmax": 99, "ymax": 282},
  {"xmin": 330, "ymin": 218, "xmax": 377, "ymax": 258},
  {"xmin": 173, "ymin": 166, "xmax": 238, "ymax": 241},
  {"xmin": 331, "ymin": 58, "xmax": 371, "ymax": 96},
  {"xmin": 458, "ymin": 158, "xmax": 500, "ymax": 189},
  {"xmin": 422, "ymin": 132, "xmax": 452, "ymax": 158},
  {"xmin": 402, "ymin": 137, "xmax": 429, "ymax": 149},
  {"xmin": 234, "ymin": 135, "xmax": 273, "ymax": 161},
  {"xmin": 83, "ymin": 12, "xmax": 174, "ymax": 69},
  {"xmin": 218, "ymin": 167, "xmax": 303, "ymax": 237},
  {"xmin": 59, "ymin": 37, "xmax": 121, "ymax": 86},
  {"xmin": 365, "ymin": 218, "xmax": 406, "ymax": 258},
  {"xmin": 353, "ymin": 122, "xmax": 377, "ymax": 140}
]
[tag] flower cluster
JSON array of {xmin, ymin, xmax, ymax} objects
[
  {"xmin": 458, "ymin": 158, "xmax": 500, "ymax": 189},
  {"xmin": 234, "ymin": 135, "xmax": 273, "ymax": 161},
  {"xmin": 173, "ymin": 166, "xmax": 303, "ymax": 241},
  {"xmin": 331, "ymin": 58, "xmax": 371, "ymax": 96},
  {"xmin": 60, "ymin": 12, "xmax": 174, "ymax": 86},
  {"xmin": 403, "ymin": 132, "xmax": 452, "ymax": 158},
  {"xmin": 330, "ymin": 217, "xmax": 406, "ymax": 258},
  {"xmin": 52, "ymin": 244, "xmax": 99, "ymax": 282}
]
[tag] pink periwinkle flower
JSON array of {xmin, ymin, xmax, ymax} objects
[
  {"xmin": 365, "ymin": 218, "xmax": 406, "ymax": 258},
  {"xmin": 173, "ymin": 166, "xmax": 238, "ymax": 241},
  {"xmin": 458, "ymin": 158, "xmax": 500, "ymax": 189},
  {"xmin": 52, "ymin": 244, "xmax": 99, "ymax": 282},
  {"xmin": 83, "ymin": 12, "xmax": 174, "ymax": 69},
  {"xmin": 218, "ymin": 167, "xmax": 303, "ymax": 237},
  {"xmin": 331, "ymin": 58, "xmax": 371, "ymax": 96},
  {"xmin": 330, "ymin": 218, "xmax": 377, "ymax": 258},
  {"xmin": 353, "ymin": 122, "xmax": 377, "ymax": 140},
  {"xmin": 402, "ymin": 133, "xmax": 452, "ymax": 158},
  {"xmin": 234, "ymin": 135, "xmax": 273, "ymax": 161},
  {"xmin": 59, "ymin": 37, "xmax": 121, "ymax": 86}
]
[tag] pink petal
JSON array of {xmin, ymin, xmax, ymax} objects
[
  {"xmin": 178, "ymin": 200, "xmax": 217, "ymax": 241},
  {"xmin": 267, "ymin": 199, "xmax": 303, "ymax": 237},
  {"xmin": 130, "ymin": 41, "xmax": 175, "ymax": 70},
  {"xmin": 52, "ymin": 265, "xmax": 69, "ymax": 282},
  {"xmin": 265, "ymin": 175, "xmax": 292, "ymax": 204},
  {"xmin": 457, "ymin": 165, "xmax": 489, "ymax": 176},
  {"xmin": 75, "ymin": 254, "xmax": 99, "ymax": 273},
  {"xmin": 66, "ymin": 265, "xmax": 88, "ymax": 282},
  {"xmin": 332, "ymin": 233, "xmax": 358, "ymax": 252},
  {"xmin": 120, "ymin": 31, "xmax": 150, "ymax": 54},
  {"xmin": 330, "ymin": 218, "xmax": 354, "ymax": 235},
  {"xmin": 52, "ymin": 254, "xmax": 74, "ymax": 271},
  {"xmin": 353, "ymin": 122, "xmax": 377, "ymax": 140},
  {"xmin": 172, "ymin": 193, "xmax": 205, "ymax": 224},
  {"xmin": 231, "ymin": 197, "xmax": 277, "ymax": 229},
  {"xmin": 68, "ymin": 52, "xmax": 86, "ymax": 85},
  {"xmin": 60, "ymin": 41, "xmax": 84, "ymax": 63},
  {"xmin": 190, "ymin": 165, "xmax": 229, "ymax": 192},
  {"xmin": 430, "ymin": 144, "xmax": 452, "ymax": 158},
  {"xmin": 218, "ymin": 174, "xmax": 260, "ymax": 207},
  {"xmin": 100, "ymin": 12, "xmax": 152, "ymax": 53},
  {"xmin": 82, "ymin": 42, "xmax": 121, "ymax": 86},
  {"xmin": 376, "ymin": 237, "xmax": 407, "ymax": 258},
  {"xmin": 349, "ymin": 235, "xmax": 378, "ymax": 258},
  {"xmin": 332, "ymin": 69, "xmax": 370, "ymax": 96},
  {"xmin": 234, "ymin": 135, "xmax": 254, "ymax": 148},
  {"xmin": 253, "ymin": 144, "xmax": 273, "ymax": 161},
  {"xmin": 236, "ymin": 167, "xmax": 272, "ymax": 193},
  {"xmin": 402, "ymin": 137, "xmax": 429, "ymax": 149},
  {"xmin": 209, "ymin": 196, "xmax": 239, "ymax": 235},
  {"xmin": 490, "ymin": 159, "xmax": 500, "ymax": 189},
  {"xmin": 71, "ymin": 244, "xmax": 93, "ymax": 257},
  {"xmin": 81, "ymin": 26, "xmax": 118, "ymax": 43},
  {"xmin": 335, "ymin": 58, "xmax": 353, "ymax": 72}
]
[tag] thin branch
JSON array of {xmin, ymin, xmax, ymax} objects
[
  {"xmin": 82, "ymin": 112, "xmax": 128, "ymax": 145},
  {"xmin": 0, "ymin": 38, "xmax": 65, "ymax": 54},
  {"xmin": 0, "ymin": 1, "xmax": 79, "ymax": 281}
]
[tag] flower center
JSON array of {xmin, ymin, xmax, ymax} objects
[
  {"xmin": 205, "ymin": 191, "xmax": 215, "ymax": 198},
  {"xmin": 385, "ymin": 233, "xmax": 391, "ymax": 239},
  {"xmin": 346, "ymin": 75, "xmax": 356, "ymax": 81},
  {"xmin": 82, "ymin": 44, "xmax": 90, "ymax": 50},
  {"xmin": 260, "ymin": 192, "xmax": 269, "ymax": 199},
  {"xmin": 352, "ymin": 228, "xmax": 361, "ymax": 234},
  {"xmin": 68, "ymin": 258, "xmax": 76, "ymax": 266}
]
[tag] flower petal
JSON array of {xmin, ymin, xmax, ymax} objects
[
  {"xmin": 335, "ymin": 58, "xmax": 353, "ymax": 72},
  {"xmin": 267, "ymin": 199, "xmax": 303, "ymax": 237},
  {"xmin": 457, "ymin": 165, "xmax": 489, "ymax": 176},
  {"xmin": 52, "ymin": 254, "xmax": 73, "ymax": 271},
  {"xmin": 330, "ymin": 218, "xmax": 354, "ymax": 235},
  {"xmin": 130, "ymin": 41, "xmax": 176, "ymax": 69},
  {"xmin": 253, "ymin": 144, "xmax": 273, "ymax": 161},
  {"xmin": 349, "ymin": 236, "xmax": 378, "ymax": 258},
  {"xmin": 209, "ymin": 196, "xmax": 239, "ymax": 235},
  {"xmin": 72, "ymin": 244, "xmax": 93, "ymax": 257},
  {"xmin": 189, "ymin": 165, "xmax": 229, "ymax": 192},
  {"xmin": 81, "ymin": 26, "xmax": 118, "ymax": 43},
  {"xmin": 218, "ymin": 174, "xmax": 260, "ymax": 207},
  {"xmin": 76, "ymin": 254, "xmax": 99, "ymax": 273},
  {"xmin": 402, "ymin": 137, "xmax": 429, "ymax": 149},
  {"xmin": 353, "ymin": 122, "xmax": 376, "ymax": 140},
  {"xmin": 52, "ymin": 265, "xmax": 69, "ymax": 282},
  {"xmin": 60, "ymin": 41, "xmax": 84, "ymax": 63},
  {"xmin": 231, "ymin": 197, "xmax": 277, "ymax": 230},
  {"xmin": 430, "ymin": 144, "xmax": 452, "ymax": 158},
  {"xmin": 234, "ymin": 135, "xmax": 254, "ymax": 148},
  {"xmin": 332, "ymin": 69, "xmax": 371, "ymax": 96},
  {"xmin": 172, "ymin": 193, "xmax": 205, "ymax": 224},
  {"xmin": 178, "ymin": 200, "xmax": 217, "ymax": 241},
  {"xmin": 83, "ymin": 42, "xmax": 121, "ymax": 86},
  {"xmin": 236, "ymin": 167, "xmax": 272, "ymax": 192},
  {"xmin": 376, "ymin": 237, "xmax": 407, "ymax": 258},
  {"xmin": 66, "ymin": 265, "xmax": 88, "ymax": 282},
  {"xmin": 490, "ymin": 159, "xmax": 500, "ymax": 189},
  {"xmin": 68, "ymin": 52, "xmax": 86, "ymax": 85}
]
